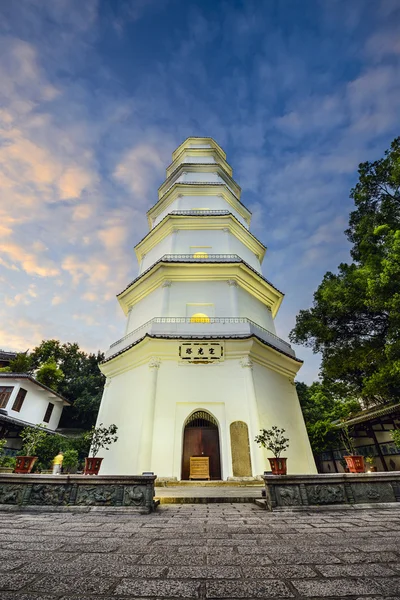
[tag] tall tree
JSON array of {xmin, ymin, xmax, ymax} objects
[
  {"xmin": 296, "ymin": 381, "xmax": 359, "ymax": 455},
  {"xmin": 290, "ymin": 138, "xmax": 400, "ymax": 406},
  {"xmin": 10, "ymin": 340, "xmax": 105, "ymax": 428}
]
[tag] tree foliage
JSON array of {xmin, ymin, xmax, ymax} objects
[
  {"xmin": 296, "ymin": 381, "xmax": 360, "ymax": 455},
  {"xmin": 290, "ymin": 138, "xmax": 400, "ymax": 406}
]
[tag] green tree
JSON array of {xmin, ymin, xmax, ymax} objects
[
  {"xmin": 30, "ymin": 340, "xmax": 105, "ymax": 428},
  {"xmin": 291, "ymin": 138, "xmax": 400, "ymax": 406},
  {"xmin": 296, "ymin": 381, "xmax": 360, "ymax": 455},
  {"xmin": 36, "ymin": 359, "xmax": 64, "ymax": 391}
]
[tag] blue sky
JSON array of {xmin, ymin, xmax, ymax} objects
[{"xmin": 0, "ymin": 0, "xmax": 399, "ymax": 383}]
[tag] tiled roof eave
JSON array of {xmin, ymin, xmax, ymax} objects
[
  {"xmin": 134, "ymin": 212, "xmax": 267, "ymax": 254},
  {"xmin": 117, "ymin": 258, "xmax": 282, "ymax": 298},
  {"xmin": 102, "ymin": 333, "xmax": 301, "ymax": 365},
  {"xmin": 334, "ymin": 402, "xmax": 400, "ymax": 427},
  {"xmin": 0, "ymin": 373, "xmax": 72, "ymax": 405}
]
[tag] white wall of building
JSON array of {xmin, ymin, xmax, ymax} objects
[
  {"xmin": 153, "ymin": 195, "xmax": 247, "ymax": 228},
  {"xmin": 253, "ymin": 363, "xmax": 316, "ymax": 474},
  {"xmin": 98, "ymin": 353, "xmax": 316, "ymax": 477},
  {"xmin": 125, "ymin": 280, "xmax": 278, "ymax": 336},
  {"xmin": 1, "ymin": 377, "xmax": 64, "ymax": 433},
  {"xmin": 236, "ymin": 287, "xmax": 276, "ymax": 333},
  {"xmin": 140, "ymin": 229, "xmax": 261, "ymax": 273}
]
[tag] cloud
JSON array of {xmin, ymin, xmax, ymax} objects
[
  {"xmin": 114, "ymin": 143, "xmax": 166, "ymax": 200},
  {"xmin": 0, "ymin": 242, "xmax": 59, "ymax": 277}
]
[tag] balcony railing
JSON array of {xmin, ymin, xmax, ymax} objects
[
  {"xmin": 169, "ymin": 210, "xmax": 231, "ymax": 216},
  {"xmin": 106, "ymin": 317, "xmax": 295, "ymax": 359},
  {"xmin": 160, "ymin": 253, "xmax": 242, "ymax": 262}
]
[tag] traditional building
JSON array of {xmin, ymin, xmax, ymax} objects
[
  {"xmin": 0, "ymin": 374, "xmax": 71, "ymax": 453},
  {"xmin": 97, "ymin": 138, "xmax": 316, "ymax": 478}
]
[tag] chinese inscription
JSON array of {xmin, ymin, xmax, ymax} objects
[{"xmin": 179, "ymin": 342, "xmax": 223, "ymax": 362}]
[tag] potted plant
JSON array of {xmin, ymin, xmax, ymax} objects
[
  {"xmin": 62, "ymin": 449, "xmax": 79, "ymax": 474},
  {"xmin": 341, "ymin": 424, "xmax": 365, "ymax": 473},
  {"xmin": 15, "ymin": 425, "xmax": 48, "ymax": 474},
  {"xmin": 255, "ymin": 426, "xmax": 289, "ymax": 475},
  {"xmin": 0, "ymin": 439, "xmax": 16, "ymax": 473},
  {"xmin": 365, "ymin": 456, "xmax": 377, "ymax": 472},
  {"xmin": 82, "ymin": 424, "xmax": 118, "ymax": 475}
]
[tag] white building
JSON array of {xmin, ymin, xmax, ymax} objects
[
  {"xmin": 97, "ymin": 137, "xmax": 316, "ymax": 478},
  {"xmin": 0, "ymin": 374, "xmax": 70, "ymax": 451}
]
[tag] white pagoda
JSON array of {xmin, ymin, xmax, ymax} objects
[{"xmin": 97, "ymin": 137, "xmax": 316, "ymax": 478}]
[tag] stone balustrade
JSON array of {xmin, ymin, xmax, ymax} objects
[
  {"xmin": 0, "ymin": 474, "xmax": 157, "ymax": 513},
  {"xmin": 263, "ymin": 472, "xmax": 400, "ymax": 511}
]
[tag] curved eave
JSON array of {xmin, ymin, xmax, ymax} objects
[
  {"xmin": 158, "ymin": 163, "xmax": 241, "ymax": 200},
  {"xmin": 172, "ymin": 137, "xmax": 226, "ymax": 161},
  {"xmin": 134, "ymin": 213, "xmax": 267, "ymax": 264},
  {"xmin": 166, "ymin": 153, "xmax": 233, "ymax": 178},
  {"xmin": 117, "ymin": 259, "xmax": 284, "ymax": 318},
  {"xmin": 147, "ymin": 184, "xmax": 252, "ymax": 228},
  {"xmin": 101, "ymin": 333, "xmax": 302, "ymax": 366}
]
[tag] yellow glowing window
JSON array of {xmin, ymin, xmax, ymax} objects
[
  {"xmin": 193, "ymin": 251, "xmax": 208, "ymax": 259},
  {"xmin": 190, "ymin": 313, "xmax": 210, "ymax": 323}
]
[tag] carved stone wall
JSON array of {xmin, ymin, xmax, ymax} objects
[
  {"xmin": 230, "ymin": 421, "xmax": 252, "ymax": 477},
  {"xmin": 0, "ymin": 474, "xmax": 157, "ymax": 513},
  {"xmin": 263, "ymin": 472, "xmax": 400, "ymax": 511}
]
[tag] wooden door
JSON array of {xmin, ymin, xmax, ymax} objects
[{"xmin": 181, "ymin": 426, "xmax": 221, "ymax": 480}]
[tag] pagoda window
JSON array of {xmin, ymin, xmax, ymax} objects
[{"xmin": 190, "ymin": 313, "xmax": 210, "ymax": 323}]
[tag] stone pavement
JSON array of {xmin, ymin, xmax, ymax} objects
[{"xmin": 1, "ymin": 504, "xmax": 400, "ymax": 599}]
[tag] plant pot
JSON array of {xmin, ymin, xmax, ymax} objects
[
  {"xmin": 0, "ymin": 467, "xmax": 13, "ymax": 473},
  {"xmin": 84, "ymin": 457, "xmax": 103, "ymax": 475},
  {"xmin": 268, "ymin": 457, "xmax": 287, "ymax": 475},
  {"xmin": 14, "ymin": 456, "xmax": 38, "ymax": 474},
  {"xmin": 368, "ymin": 466, "xmax": 377, "ymax": 472},
  {"xmin": 344, "ymin": 455, "xmax": 365, "ymax": 473}
]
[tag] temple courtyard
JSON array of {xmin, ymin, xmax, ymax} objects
[{"xmin": 1, "ymin": 504, "xmax": 400, "ymax": 599}]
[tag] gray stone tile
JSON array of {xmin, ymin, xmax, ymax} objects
[
  {"xmin": 264, "ymin": 551, "xmax": 342, "ymax": 564},
  {"xmin": 29, "ymin": 575, "xmax": 117, "ymax": 594},
  {"xmin": 243, "ymin": 565, "xmax": 318, "ymax": 578},
  {"xmin": 139, "ymin": 553, "xmax": 207, "ymax": 566},
  {"xmin": 207, "ymin": 554, "xmax": 273, "ymax": 566},
  {"xmin": 339, "ymin": 551, "xmax": 400, "ymax": 563},
  {"xmin": 115, "ymin": 578, "xmax": 201, "ymax": 597},
  {"xmin": 316, "ymin": 563, "xmax": 398, "ymax": 577},
  {"xmin": 167, "ymin": 566, "xmax": 241, "ymax": 579},
  {"xmin": 0, "ymin": 573, "xmax": 39, "ymax": 591},
  {"xmin": 292, "ymin": 577, "xmax": 384, "ymax": 596},
  {"xmin": 0, "ymin": 559, "xmax": 25, "ymax": 571},
  {"xmin": 205, "ymin": 580, "xmax": 294, "ymax": 598},
  {"xmin": 376, "ymin": 579, "xmax": 400, "ymax": 594}
]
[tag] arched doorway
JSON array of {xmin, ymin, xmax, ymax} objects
[{"xmin": 181, "ymin": 411, "xmax": 222, "ymax": 480}]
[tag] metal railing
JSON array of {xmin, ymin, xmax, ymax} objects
[
  {"xmin": 169, "ymin": 210, "xmax": 230, "ymax": 216},
  {"xmin": 109, "ymin": 316, "xmax": 293, "ymax": 354},
  {"xmin": 160, "ymin": 253, "xmax": 242, "ymax": 262}
]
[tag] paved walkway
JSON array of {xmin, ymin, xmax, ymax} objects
[{"xmin": 1, "ymin": 504, "xmax": 400, "ymax": 598}]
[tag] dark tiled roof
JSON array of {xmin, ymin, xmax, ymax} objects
[
  {"xmin": 0, "ymin": 373, "xmax": 72, "ymax": 405},
  {"xmin": 335, "ymin": 402, "xmax": 400, "ymax": 427},
  {"xmin": 0, "ymin": 412, "xmax": 60, "ymax": 434}
]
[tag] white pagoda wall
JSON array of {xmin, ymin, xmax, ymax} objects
[
  {"xmin": 153, "ymin": 196, "xmax": 247, "ymax": 228},
  {"xmin": 125, "ymin": 280, "xmax": 275, "ymax": 335},
  {"xmin": 97, "ymin": 356, "xmax": 316, "ymax": 478},
  {"xmin": 140, "ymin": 229, "xmax": 261, "ymax": 273}
]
